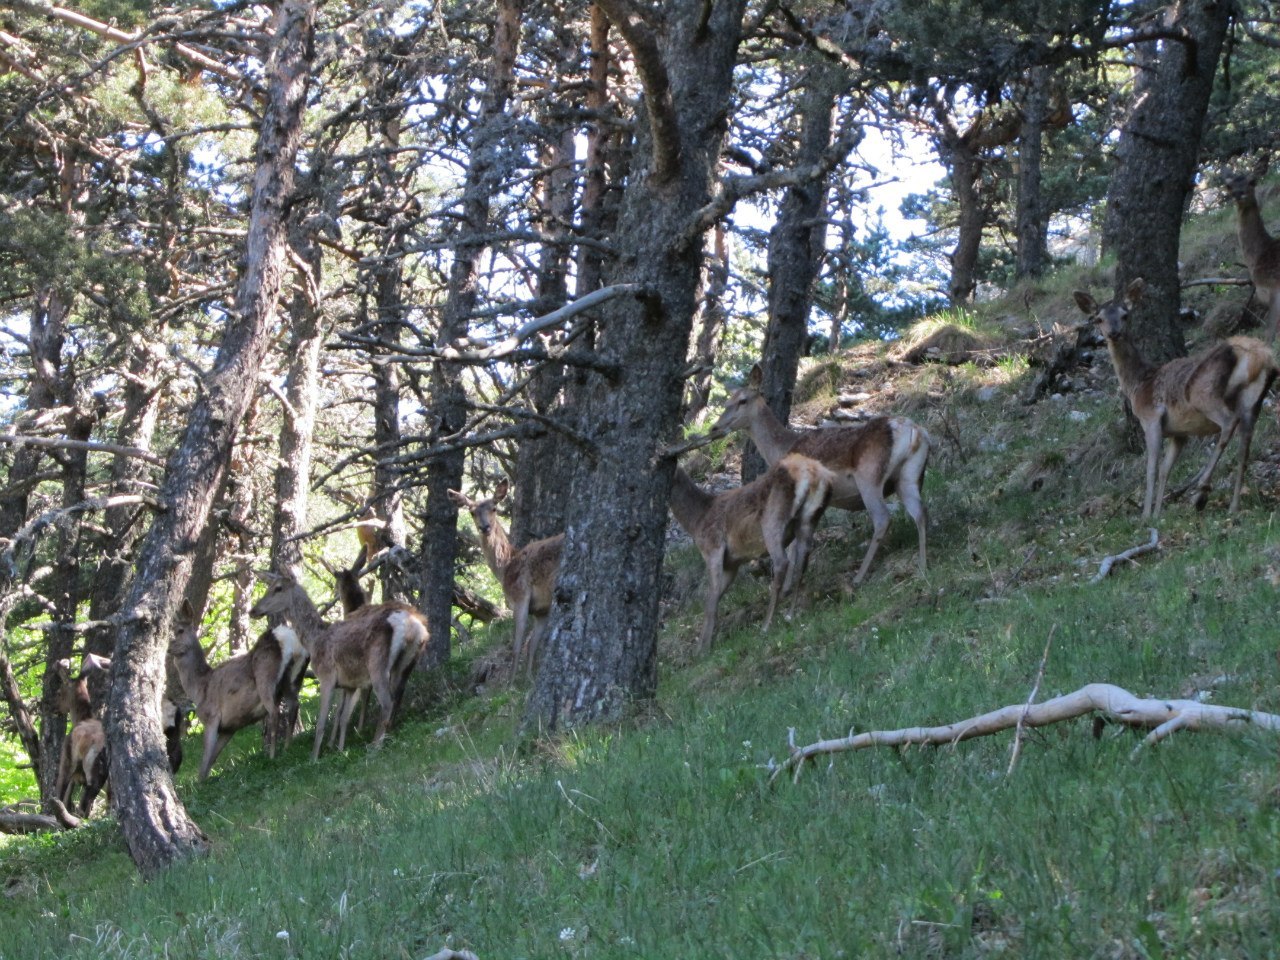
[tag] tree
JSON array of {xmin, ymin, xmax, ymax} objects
[
  {"xmin": 524, "ymin": 0, "xmax": 749, "ymax": 729},
  {"xmin": 105, "ymin": 0, "xmax": 315, "ymax": 873},
  {"xmin": 1101, "ymin": 0, "xmax": 1233, "ymax": 364}
]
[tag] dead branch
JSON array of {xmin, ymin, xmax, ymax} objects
[
  {"xmin": 1007, "ymin": 625, "xmax": 1055, "ymax": 777},
  {"xmin": 773, "ymin": 682, "xmax": 1280, "ymax": 783},
  {"xmin": 1090, "ymin": 528, "xmax": 1159, "ymax": 583},
  {"xmin": 422, "ymin": 950, "xmax": 479, "ymax": 960},
  {"xmin": 0, "ymin": 433, "xmax": 165, "ymax": 466}
]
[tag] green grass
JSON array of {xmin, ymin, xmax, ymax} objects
[{"xmin": 4, "ymin": 323, "xmax": 1280, "ymax": 959}]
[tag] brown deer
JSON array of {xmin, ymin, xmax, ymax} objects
[
  {"xmin": 713, "ymin": 364, "xmax": 930, "ymax": 585},
  {"xmin": 448, "ymin": 481, "xmax": 563, "ymax": 680},
  {"xmin": 250, "ymin": 569, "xmax": 428, "ymax": 759},
  {"xmin": 1223, "ymin": 167, "xmax": 1280, "ymax": 341},
  {"xmin": 669, "ymin": 453, "xmax": 835, "ymax": 654},
  {"xmin": 52, "ymin": 654, "xmax": 113, "ymax": 816},
  {"xmin": 169, "ymin": 600, "xmax": 310, "ymax": 780},
  {"xmin": 1074, "ymin": 278, "xmax": 1278, "ymax": 520}
]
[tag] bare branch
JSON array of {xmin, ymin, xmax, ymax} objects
[
  {"xmin": 773, "ymin": 683, "xmax": 1280, "ymax": 783},
  {"xmin": 0, "ymin": 433, "xmax": 165, "ymax": 466},
  {"xmin": 1090, "ymin": 528, "xmax": 1159, "ymax": 583}
]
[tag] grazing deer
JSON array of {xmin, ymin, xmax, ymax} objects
[
  {"xmin": 669, "ymin": 454, "xmax": 835, "ymax": 654},
  {"xmin": 448, "ymin": 481, "xmax": 563, "ymax": 680},
  {"xmin": 713, "ymin": 364, "xmax": 930, "ymax": 585},
  {"xmin": 1223, "ymin": 167, "xmax": 1280, "ymax": 341},
  {"xmin": 52, "ymin": 655, "xmax": 113, "ymax": 816},
  {"xmin": 250, "ymin": 569, "xmax": 428, "ymax": 759},
  {"xmin": 169, "ymin": 600, "xmax": 310, "ymax": 780},
  {"xmin": 1074, "ymin": 278, "xmax": 1278, "ymax": 520}
]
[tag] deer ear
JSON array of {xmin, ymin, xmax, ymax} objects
[
  {"xmin": 180, "ymin": 599, "xmax": 196, "ymax": 622},
  {"xmin": 747, "ymin": 363, "xmax": 763, "ymax": 388},
  {"xmin": 494, "ymin": 478, "xmax": 510, "ymax": 502},
  {"xmin": 446, "ymin": 489, "xmax": 467, "ymax": 507},
  {"xmin": 1125, "ymin": 277, "xmax": 1146, "ymax": 303},
  {"xmin": 1072, "ymin": 291, "xmax": 1097, "ymax": 315}
]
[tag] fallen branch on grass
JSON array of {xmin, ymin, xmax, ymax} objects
[
  {"xmin": 771, "ymin": 683, "xmax": 1280, "ymax": 784},
  {"xmin": 0, "ymin": 798, "xmax": 81, "ymax": 834},
  {"xmin": 422, "ymin": 950, "xmax": 480, "ymax": 960},
  {"xmin": 1090, "ymin": 528, "xmax": 1159, "ymax": 583}
]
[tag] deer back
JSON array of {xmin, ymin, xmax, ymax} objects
[
  {"xmin": 503, "ymin": 534, "xmax": 564, "ymax": 614},
  {"xmin": 311, "ymin": 602, "xmax": 427, "ymax": 690}
]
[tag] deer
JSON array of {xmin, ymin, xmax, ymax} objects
[
  {"xmin": 1223, "ymin": 166, "xmax": 1280, "ymax": 342},
  {"xmin": 1073, "ymin": 278, "xmax": 1278, "ymax": 521},
  {"xmin": 448, "ymin": 481, "xmax": 563, "ymax": 680},
  {"xmin": 249, "ymin": 568, "xmax": 428, "ymax": 760},
  {"xmin": 669, "ymin": 453, "xmax": 835, "ymax": 654},
  {"xmin": 712, "ymin": 363, "xmax": 930, "ymax": 586},
  {"xmin": 52, "ymin": 654, "xmax": 113, "ymax": 816},
  {"xmin": 168, "ymin": 600, "xmax": 310, "ymax": 781}
]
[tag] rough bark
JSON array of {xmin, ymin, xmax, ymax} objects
[
  {"xmin": 684, "ymin": 222, "xmax": 729, "ymax": 425},
  {"xmin": 744, "ymin": 66, "xmax": 838, "ymax": 483},
  {"xmin": 106, "ymin": 0, "xmax": 314, "ymax": 874},
  {"xmin": 1100, "ymin": 0, "xmax": 1232, "ymax": 365},
  {"xmin": 1015, "ymin": 64, "xmax": 1050, "ymax": 279},
  {"xmin": 421, "ymin": 0, "xmax": 524, "ymax": 669},
  {"xmin": 524, "ymin": 0, "xmax": 747, "ymax": 730}
]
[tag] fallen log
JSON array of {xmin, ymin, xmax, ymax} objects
[{"xmin": 772, "ymin": 683, "xmax": 1280, "ymax": 783}]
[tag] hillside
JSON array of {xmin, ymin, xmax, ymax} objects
[{"xmin": 4, "ymin": 218, "xmax": 1280, "ymax": 957}]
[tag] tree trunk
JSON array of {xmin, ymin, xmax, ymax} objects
[
  {"xmin": 524, "ymin": 0, "xmax": 747, "ymax": 730},
  {"xmin": 1015, "ymin": 64, "xmax": 1050, "ymax": 280},
  {"xmin": 106, "ymin": 0, "xmax": 314, "ymax": 874},
  {"xmin": 1100, "ymin": 0, "xmax": 1231, "ymax": 365},
  {"xmin": 684, "ymin": 222, "xmax": 729, "ymax": 425},
  {"xmin": 944, "ymin": 136, "xmax": 984, "ymax": 304},
  {"xmin": 420, "ymin": 0, "xmax": 524, "ymax": 669},
  {"xmin": 743, "ymin": 67, "xmax": 838, "ymax": 483}
]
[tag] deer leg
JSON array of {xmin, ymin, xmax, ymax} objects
[
  {"xmin": 80, "ymin": 751, "xmax": 108, "ymax": 817},
  {"xmin": 852, "ymin": 490, "xmax": 891, "ymax": 585},
  {"xmin": 199, "ymin": 723, "xmax": 232, "ymax": 782},
  {"xmin": 336, "ymin": 687, "xmax": 366, "ymax": 751},
  {"xmin": 1190, "ymin": 421, "xmax": 1237, "ymax": 511},
  {"xmin": 524, "ymin": 614, "xmax": 549, "ymax": 681},
  {"xmin": 698, "ymin": 553, "xmax": 736, "ymax": 655},
  {"xmin": 312, "ymin": 677, "xmax": 338, "ymax": 761},
  {"xmin": 55, "ymin": 739, "xmax": 73, "ymax": 806},
  {"xmin": 511, "ymin": 596, "xmax": 531, "ymax": 680},
  {"xmin": 1228, "ymin": 411, "xmax": 1258, "ymax": 513},
  {"xmin": 369, "ymin": 674, "xmax": 396, "ymax": 750},
  {"xmin": 897, "ymin": 473, "xmax": 928, "ymax": 575},
  {"xmin": 1140, "ymin": 420, "xmax": 1164, "ymax": 521}
]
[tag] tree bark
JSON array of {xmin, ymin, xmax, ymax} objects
[
  {"xmin": 524, "ymin": 0, "xmax": 747, "ymax": 730},
  {"xmin": 1100, "ymin": 0, "xmax": 1232, "ymax": 365},
  {"xmin": 744, "ymin": 66, "xmax": 838, "ymax": 483},
  {"xmin": 106, "ymin": 0, "xmax": 314, "ymax": 874},
  {"xmin": 1015, "ymin": 64, "xmax": 1050, "ymax": 280},
  {"xmin": 684, "ymin": 222, "xmax": 729, "ymax": 425},
  {"xmin": 420, "ymin": 0, "xmax": 524, "ymax": 669}
]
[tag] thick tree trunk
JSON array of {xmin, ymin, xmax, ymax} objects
[
  {"xmin": 1015, "ymin": 65, "xmax": 1050, "ymax": 280},
  {"xmin": 1100, "ymin": 0, "xmax": 1231, "ymax": 365},
  {"xmin": 106, "ymin": 0, "xmax": 314, "ymax": 874},
  {"xmin": 524, "ymin": 0, "xmax": 746, "ymax": 730},
  {"xmin": 743, "ymin": 68, "xmax": 837, "ymax": 483},
  {"xmin": 421, "ymin": 0, "xmax": 524, "ymax": 669},
  {"xmin": 945, "ymin": 139, "xmax": 984, "ymax": 304}
]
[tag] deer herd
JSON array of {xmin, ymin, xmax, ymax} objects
[{"xmin": 46, "ymin": 172, "xmax": 1280, "ymax": 804}]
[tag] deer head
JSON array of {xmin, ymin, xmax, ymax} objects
[{"xmin": 1073, "ymin": 277, "xmax": 1145, "ymax": 340}]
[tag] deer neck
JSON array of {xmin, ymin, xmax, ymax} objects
[
  {"xmin": 64, "ymin": 681, "xmax": 92, "ymax": 724},
  {"xmin": 479, "ymin": 520, "xmax": 517, "ymax": 579},
  {"xmin": 1236, "ymin": 194, "xmax": 1274, "ymax": 262},
  {"xmin": 747, "ymin": 398, "xmax": 801, "ymax": 464},
  {"xmin": 285, "ymin": 587, "xmax": 329, "ymax": 652},
  {"xmin": 171, "ymin": 640, "xmax": 212, "ymax": 704},
  {"xmin": 668, "ymin": 468, "xmax": 714, "ymax": 537},
  {"xmin": 1102, "ymin": 334, "xmax": 1155, "ymax": 400}
]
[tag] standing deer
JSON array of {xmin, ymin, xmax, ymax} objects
[
  {"xmin": 713, "ymin": 364, "xmax": 930, "ymax": 585},
  {"xmin": 169, "ymin": 600, "xmax": 309, "ymax": 780},
  {"xmin": 1223, "ymin": 168, "xmax": 1280, "ymax": 341},
  {"xmin": 1074, "ymin": 278, "xmax": 1278, "ymax": 520},
  {"xmin": 52, "ymin": 654, "xmax": 113, "ymax": 816},
  {"xmin": 250, "ymin": 569, "xmax": 428, "ymax": 759},
  {"xmin": 669, "ymin": 453, "xmax": 835, "ymax": 654},
  {"xmin": 448, "ymin": 481, "xmax": 563, "ymax": 680}
]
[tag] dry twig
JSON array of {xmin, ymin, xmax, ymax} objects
[{"xmin": 1090, "ymin": 528, "xmax": 1159, "ymax": 583}]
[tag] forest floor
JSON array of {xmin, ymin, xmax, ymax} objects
[{"xmin": 4, "ymin": 224, "xmax": 1280, "ymax": 957}]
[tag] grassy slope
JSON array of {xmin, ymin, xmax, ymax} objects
[{"xmin": 4, "ymin": 216, "xmax": 1280, "ymax": 958}]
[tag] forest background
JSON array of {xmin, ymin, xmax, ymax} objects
[{"xmin": 0, "ymin": 0, "xmax": 1279, "ymax": 938}]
